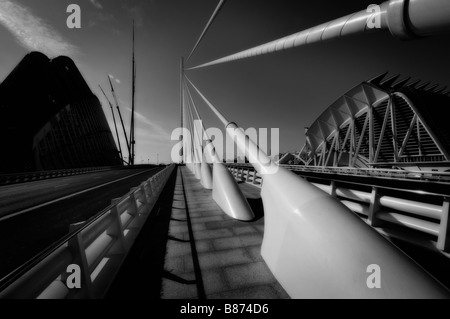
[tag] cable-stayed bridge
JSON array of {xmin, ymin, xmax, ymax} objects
[{"xmin": 1, "ymin": 0, "xmax": 450, "ymax": 299}]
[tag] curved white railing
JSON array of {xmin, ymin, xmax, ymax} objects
[
  {"xmin": 227, "ymin": 163, "xmax": 450, "ymax": 184},
  {"xmin": 227, "ymin": 163, "xmax": 450, "ymax": 253}
]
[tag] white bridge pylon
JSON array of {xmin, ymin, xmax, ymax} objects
[{"xmin": 181, "ymin": 71, "xmax": 255, "ymax": 221}]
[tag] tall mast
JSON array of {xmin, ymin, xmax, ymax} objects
[
  {"xmin": 130, "ymin": 20, "xmax": 136, "ymax": 165},
  {"xmin": 108, "ymin": 76, "xmax": 131, "ymax": 162},
  {"xmin": 180, "ymin": 57, "xmax": 184, "ymax": 164},
  {"xmin": 99, "ymin": 84, "xmax": 124, "ymax": 164}
]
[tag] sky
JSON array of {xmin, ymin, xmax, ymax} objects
[{"xmin": 1, "ymin": 0, "xmax": 450, "ymax": 164}]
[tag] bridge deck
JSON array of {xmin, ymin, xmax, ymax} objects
[
  {"xmin": 106, "ymin": 166, "xmax": 289, "ymax": 299},
  {"xmin": 162, "ymin": 166, "xmax": 288, "ymax": 299}
]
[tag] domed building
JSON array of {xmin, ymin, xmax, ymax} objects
[{"xmin": 0, "ymin": 52, "xmax": 121, "ymax": 173}]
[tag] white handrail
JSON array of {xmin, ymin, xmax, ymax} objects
[{"xmin": 227, "ymin": 164, "xmax": 450, "ymax": 253}]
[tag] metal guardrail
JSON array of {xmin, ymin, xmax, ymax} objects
[
  {"xmin": 0, "ymin": 164, "xmax": 175, "ymax": 299},
  {"xmin": 0, "ymin": 166, "xmax": 122, "ymax": 186},
  {"xmin": 226, "ymin": 163, "xmax": 450, "ymax": 183},
  {"xmin": 226, "ymin": 163, "xmax": 450, "ymax": 253}
]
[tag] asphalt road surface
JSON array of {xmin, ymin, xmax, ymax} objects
[{"xmin": 0, "ymin": 166, "xmax": 163, "ymax": 279}]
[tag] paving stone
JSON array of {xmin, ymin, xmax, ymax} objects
[
  {"xmin": 194, "ymin": 228, "xmax": 233, "ymax": 240},
  {"xmin": 191, "ymin": 223, "xmax": 206, "ymax": 231},
  {"xmin": 188, "ymin": 208, "xmax": 223, "ymax": 215},
  {"xmin": 169, "ymin": 219, "xmax": 187, "ymax": 227},
  {"xmin": 183, "ymin": 254, "xmax": 195, "ymax": 273},
  {"xmin": 182, "ymin": 269, "xmax": 229, "ymax": 296},
  {"xmin": 170, "ymin": 224, "xmax": 189, "ymax": 234},
  {"xmin": 207, "ymin": 285, "xmax": 280, "ymax": 299},
  {"xmin": 198, "ymin": 249, "xmax": 253, "ymax": 270},
  {"xmin": 246, "ymin": 245, "xmax": 264, "ymax": 262},
  {"xmin": 238, "ymin": 233, "xmax": 264, "ymax": 247},
  {"xmin": 166, "ymin": 242, "xmax": 191, "ymax": 258},
  {"xmin": 193, "ymin": 240, "xmax": 214, "ymax": 253},
  {"xmin": 205, "ymin": 220, "xmax": 240, "ymax": 230},
  {"xmin": 169, "ymin": 231, "xmax": 190, "ymax": 241},
  {"xmin": 187, "ymin": 212, "xmax": 203, "ymax": 218},
  {"xmin": 272, "ymin": 281, "xmax": 291, "ymax": 299},
  {"xmin": 254, "ymin": 224, "xmax": 265, "ymax": 233},
  {"xmin": 233, "ymin": 226, "xmax": 258, "ymax": 235},
  {"xmin": 165, "ymin": 256, "xmax": 184, "ymax": 273},
  {"xmin": 212, "ymin": 237, "xmax": 244, "ymax": 251},
  {"xmin": 161, "ymin": 278, "xmax": 198, "ymax": 299},
  {"xmin": 202, "ymin": 269, "xmax": 230, "ymax": 295},
  {"xmin": 191, "ymin": 215, "xmax": 225, "ymax": 223},
  {"xmin": 224, "ymin": 262, "xmax": 275, "ymax": 290}
]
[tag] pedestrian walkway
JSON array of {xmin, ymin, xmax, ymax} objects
[{"xmin": 161, "ymin": 166, "xmax": 289, "ymax": 299}]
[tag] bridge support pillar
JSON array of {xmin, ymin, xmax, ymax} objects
[
  {"xmin": 437, "ymin": 198, "xmax": 450, "ymax": 252},
  {"xmin": 194, "ymin": 163, "xmax": 201, "ymax": 180},
  {"xmin": 200, "ymin": 160, "xmax": 213, "ymax": 189},
  {"xmin": 212, "ymin": 163, "xmax": 254, "ymax": 221},
  {"xmin": 330, "ymin": 181, "xmax": 337, "ymax": 197}
]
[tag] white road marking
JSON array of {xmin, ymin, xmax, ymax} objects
[{"xmin": 0, "ymin": 168, "xmax": 158, "ymax": 222}]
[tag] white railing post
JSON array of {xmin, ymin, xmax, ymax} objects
[
  {"xmin": 138, "ymin": 185, "xmax": 149, "ymax": 206},
  {"xmin": 68, "ymin": 224, "xmax": 93, "ymax": 298},
  {"xmin": 144, "ymin": 180, "xmax": 155, "ymax": 207},
  {"xmin": 108, "ymin": 206, "xmax": 128, "ymax": 254},
  {"xmin": 252, "ymin": 170, "xmax": 258, "ymax": 185},
  {"xmin": 368, "ymin": 187, "xmax": 382, "ymax": 227},
  {"xmin": 330, "ymin": 180, "xmax": 337, "ymax": 197},
  {"xmin": 149, "ymin": 176, "xmax": 157, "ymax": 195},
  {"xmin": 437, "ymin": 198, "xmax": 450, "ymax": 252},
  {"xmin": 129, "ymin": 193, "xmax": 139, "ymax": 217}
]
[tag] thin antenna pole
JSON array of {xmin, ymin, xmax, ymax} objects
[
  {"xmin": 180, "ymin": 57, "xmax": 185, "ymax": 164},
  {"xmin": 99, "ymin": 84, "xmax": 124, "ymax": 163},
  {"xmin": 108, "ymin": 76, "xmax": 131, "ymax": 161},
  {"xmin": 130, "ymin": 20, "xmax": 136, "ymax": 165}
]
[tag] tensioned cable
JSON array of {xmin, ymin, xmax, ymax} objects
[
  {"xmin": 187, "ymin": 4, "xmax": 386, "ymax": 70},
  {"xmin": 186, "ymin": 0, "xmax": 227, "ymax": 63},
  {"xmin": 182, "ymin": 84, "xmax": 195, "ymax": 162},
  {"xmin": 184, "ymin": 76, "xmax": 275, "ymax": 174},
  {"xmin": 184, "ymin": 84, "xmax": 202, "ymax": 162},
  {"xmin": 184, "ymin": 75, "xmax": 229, "ymax": 127},
  {"xmin": 184, "ymin": 80, "xmax": 222, "ymax": 164},
  {"xmin": 183, "ymin": 83, "xmax": 201, "ymax": 163},
  {"xmin": 184, "ymin": 81, "xmax": 207, "ymax": 138}
]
